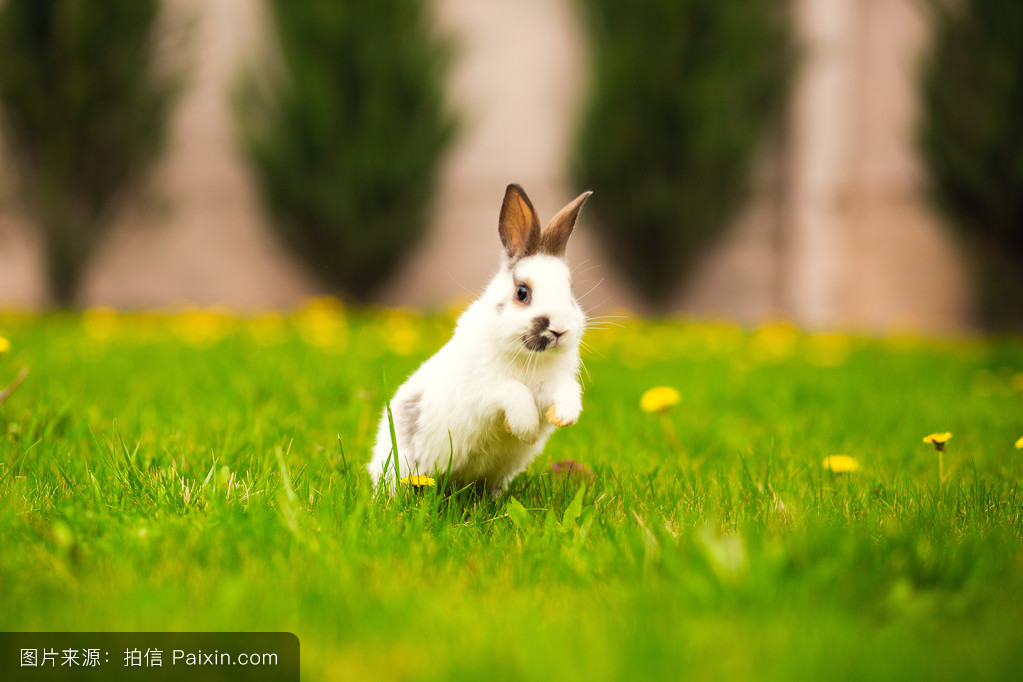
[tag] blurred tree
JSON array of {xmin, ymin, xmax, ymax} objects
[
  {"xmin": 237, "ymin": 0, "xmax": 455, "ymax": 301},
  {"xmin": 920, "ymin": 0, "xmax": 1023, "ymax": 329},
  {"xmin": 0, "ymin": 0, "xmax": 179, "ymax": 305},
  {"xmin": 574, "ymin": 0, "xmax": 792, "ymax": 306}
]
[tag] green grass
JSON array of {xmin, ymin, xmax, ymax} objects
[{"xmin": 2, "ymin": 308, "xmax": 1022, "ymax": 681}]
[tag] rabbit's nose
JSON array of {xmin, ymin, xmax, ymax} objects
[{"xmin": 549, "ymin": 329, "xmax": 567, "ymax": 339}]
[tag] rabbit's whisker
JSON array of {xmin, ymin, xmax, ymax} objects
[
  {"xmin": 569, "ymin": 258, "xmax": 594, "ymax": 277},
  {"xmin": 576, "ymin": 277, "xmax": 605, "ymax": 303}
]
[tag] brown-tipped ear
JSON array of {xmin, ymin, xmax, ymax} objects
[
  {"xmin": 498, "ymin": 184, "xmax": 541, "ymax": 261},
  {"xmin": 541, "ymin": 190, "xmax": 592, "ymax": 258}
]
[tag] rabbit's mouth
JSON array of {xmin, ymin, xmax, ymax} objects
[
  {"xmin": 522, "ymin": 316, "xmax": 567, "ymax": 352},
  {"xmin": 523, "ymin": 334, "xmax": 552, "ymax": 352}
]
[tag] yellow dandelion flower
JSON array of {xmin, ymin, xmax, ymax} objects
[
  {"xmin": 295, "ymin": 297, "xmax": 348, "ymax": 353},
  {"xmin": 753, "ymin": 320, "xmax": 799, "ymax": 362},
  {"xmin": 923, "ymin": 432, "xmax": 952, "ymax": 446},
  {"xmin": 379, "ymin": 308, "xmax": 423, "ymax": 356},
  {"xmin": 1015, "ymin": 436, "xmax": 1023, "ymax": 450},
  {"xmin": 822, "ymin": 455, "xmax": 860, "ymax": 474},
  {"xmin": 0, "ymin": 336, "xmax": 9, "ymax": 353},
  {"xmin": 640, "ymin": 386, "xmax": 681, "ymax": 413},
  {"xmin": 400, "ymin": 475, "xmax": 436, "ymax": 488},
  {"xmin": 924, "ymin": 432, "xmax": 952, "ymax": 484},
  {"xmin": 83, "ymin": 306, "xmax": 119, "ymax": 341},
  {"xmin": 170, "ymin": 307, "xmax": 235, "ymax": 348}
]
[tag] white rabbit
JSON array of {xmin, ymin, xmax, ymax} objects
[{"xmin": 367, "ymin": 184, "xmax": 592, "ymax": 494}]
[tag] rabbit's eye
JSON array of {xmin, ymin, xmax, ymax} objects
[{"xmin": 515, "ymin": 284, "xmax": 531, "ymax": 303}]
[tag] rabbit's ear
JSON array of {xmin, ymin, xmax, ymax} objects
[
  {"xmin": 499, "ymin": 184, "xmax": 542, "ymax": 261},
  {"xmin": 541, "ymin": 190, "xmax": 593, "ymax": 258}
]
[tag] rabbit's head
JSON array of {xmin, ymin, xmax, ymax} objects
[{"xmin": 481, "ymin": 184, "xmax": 592, "ymax": 359}]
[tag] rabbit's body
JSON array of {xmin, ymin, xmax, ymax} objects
[{"xmin": 367, "ymin": 185, "xmax": 591, "ymax": 493}]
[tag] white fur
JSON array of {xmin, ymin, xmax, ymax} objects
[{"xmin": 367, "ymin": 253, "xmax": 586, "ymax": 494}]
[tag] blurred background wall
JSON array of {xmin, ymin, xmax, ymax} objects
[{"xmin": 0, "ymin": 0, "xmax": 984, "ymax": 333}]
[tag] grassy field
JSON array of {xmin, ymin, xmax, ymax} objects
[{"xmin": 1, "ymin": 302, "xmax": 1022, "ymax": 681}]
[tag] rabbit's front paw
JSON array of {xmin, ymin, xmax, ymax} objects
[
  {"xmin": 504, "ymin": 407, "xmax": 540, "ymax": 445},
  {"xmin": 545, "ymin": 403, "xmax": 580, "ymax": 428}
]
